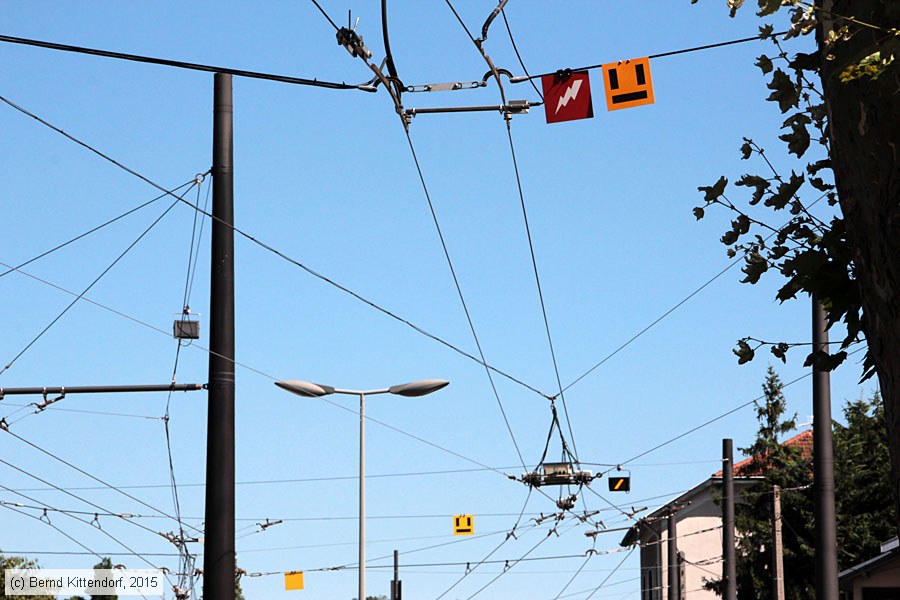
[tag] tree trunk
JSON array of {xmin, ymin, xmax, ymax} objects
[{"xmin": 817, "ymin": 0, "xmax": 900, "ymax": 534}]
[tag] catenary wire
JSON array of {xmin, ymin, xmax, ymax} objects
[
  {"xmin": 0, "ymin": 259, "xmax": 515, "ymax": 480},
  {"xmin": 0, "ymin": 35, "xmax": 367, "ymax": 90},
  {"xmin": 500, "ymin": 8, "xmax": 543, "ymax": 100},
  {"xmin": 442, "ymin": 0, "xmax": 580, "ymax": 465},
  {"xmin": 511, "ymin": 31, "xmax": 792, "ymax": 82},
  {"xmin": 605, "ymin": 343, "xmax": 865, "ymax": 475},
  {"xmin": 0, "ymin": 192, "xmax": 188, "ymax": 378},
  {"xmin": 0, "ymin": 501, "xmax": 102, "ymax": 560},
  {"xmin": 561, "ymin": 190, "xmax": 832, "ymax": 394},
  {"xmin": 0, "ymin": 179, "xmax": 195, "ymax": 281},
  {"xmin": 434, "ymin": 487, "xmax": 533, "ymax": 599},
  {"xmin": 403, "ymin": 127, "xmax": 530, "ymax": 469},
  {"xmin": 0, "ymin": 92, "xmax": 550, "ymax": 398},
  {"xmin": 2, "ymin": 429, "xmax": 203, "ymax": 536},
  {"xmin": 584, "ymin": 547, "xmax": 635, "ymax": 600}
]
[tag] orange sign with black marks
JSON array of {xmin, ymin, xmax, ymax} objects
[
  {"xmin": 602, "ymin": 57, "xmax": 654, "ymax": 111},
  {"xmin": 453, "ymin": 514, "xmax": 474, "ymax": 535}
]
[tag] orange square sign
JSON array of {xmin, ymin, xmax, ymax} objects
[{"xmin": 602, "ymin": 57, "xmax": 654, "ymax": 111}]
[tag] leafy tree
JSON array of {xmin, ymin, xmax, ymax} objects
[
  {"xmin": 66, "ymin": 557, "xmax": 117, "ymax": 600},
  {"xmin": 704, "ymin": 370, "xmax": 895, "ymax": 598},
  {"xmin": 834, "ymin": 392, "xmax": 895, "ymax": 567},
  {"xmin": 728, "ymin": 368, "xmax": 816, "ymax": 600},
  {"xmin": 692, "ymin": 0, "xmax": 900, "ymax": 533},
  {"xmin": 0, "ymin": 552, "xmax": 54, "ymax": 600}
]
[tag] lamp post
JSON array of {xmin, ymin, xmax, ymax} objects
[{"xmin": 275, "ymin": 378, "xmax": 449, "ymax": 600}]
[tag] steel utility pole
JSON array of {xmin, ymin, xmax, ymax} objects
[
  {"xmin": 812, "ymin": 298, "xmax": 838, "ymax": 600},
  {"xmin": 722, "ymin": 438, "xmax": 736, "ymax": 600},
  {"xmin": 204, "ymin": 72, "xmax": 235, "ymax": 600}
]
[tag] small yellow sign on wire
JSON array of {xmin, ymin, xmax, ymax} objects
[
  {"xmin": 453, "ymin": 514, "xmax": 474, "ymax": 536},
  {"xmin": 285, "ymin": 571, "xmax": 305, "ymax": 590}
]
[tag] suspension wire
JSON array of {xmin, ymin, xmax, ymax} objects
[
  {"xmin": 185, "ymin": 180, "xmax": 212, "ymax": 311},
  {"xmin": 443, "ymin": 0, "xmax": 479, "ymax": 46},
  {"xmin": 552, "ymin": 547, "xmax": 596, "ymax": 600},
  {"xmin": 309, "ymin": 0, "xmax": 340, "ymax": 31},
  {"xmin": 403, "ymin": 127, "xmax": 529, "ymax": 468},
  {"xmin": 511, "ymin": 31, "xmax": 792, "ymax": 83},
  {"xmin": 0, "ymin": 179, "xmax": 194, "ymax": 280},
  {"xmin": 0, "ymin": 192, "xmax": 187, "ymax": 377},
  {"xmin": 1, "ymin": 430, "xmax": 203, "ymax": 536},
  {"xmin": 447, "ymin": 0, "xmax": 581, "ymax": 462},
  {"xmin": 500, "ymin": 8, "xmax": 543, "ymax": 100},
  {"xmin": 604, "ymin": 344, "xmax": 865, "ymax": 474},
  {"xmin": 0, "ymin": 34, "xmax": 368, "ymax": 90},
  {"xmin": 0, "ymin": 460, "xmax": 179, "ymax": 581},
  {"xmin": 0, "ymin": 92, "xmax": 548, "ymax": 399},
  {"xmin": 0, "ymin": 259, "xmax": 512, "ymax": 479},
  {"xmin": 434, "ymin": 487, "xmax": 533, "ymax": 599},
  {"xmin": 465, "ymin": 521, "xmax": 558, "ymax": 599},
  {"xmin": 0, "ymin": 501, "xmax": 102, "ymax": 560},
  {"xmin": 561, "ymin": 190, "xmax": 832, "ymax": 394},
  {"xmin": 505, "ymin": 120, "xmax": 579, "ymax": 463},
  {"xmin": 584, "ymin": 546, "xmax": 635, "ymax": 600}
]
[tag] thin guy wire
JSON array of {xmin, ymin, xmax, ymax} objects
[
  {"xmin": 506, "ymin": 120, "xmax": 579, "ymax": 462},
  {"xmin": 607, "ymin": 345, "xmax": 865, "ymax": 473},
  {"xmin": 0, "ymin": 180, "xmax": 193, "ymax": 280},
  {"xmin": 0, "ymin": 501, "xmax": 102, "ymax": 560},
  {"xmin": 0, "ymin": 194, "xmax": 186, "ymax": 377},
  {"xmin": 0, "ymin": 259, "xmax": 510, "ymax": 479},
  {"xmin": 465, "ymin": 524, "xmax": 556, "ymax": 599},
  {"xmin": 0, "ymin": 35, "xmax": 364, "ymax": 90},
  {"xmin": 443, "ymin": 0, "xmax": 479, "ymax": 45},
  {"xmin": 584, "ymin": 547, "xmax": 635, "ymax": 600},
  {"xmin": 309, "ymin": 0, "xmax": 340, "ymax": 31},
  {"xmin": 500, "ymin": 9, "xmax": 543, "ymax": 100},
  {"xmin": 3, "ymin": 430, "xmax": 203, "ymax": 535},
  {"xmin": 404, "ymin": 127, "xmax": 529, "ymax": 468},
  {"xmin": 0, "ymin": 484, "xmax": 173, "ymax": 585},
  {"xmin": 434, "ymin": 487, "xmax": 533, "ymax": 600},
  {"xmin": 512, "ymin": 31, "xmax": 793, "ymax": 82},
  {"xmin": 562, "ymin": 191, "xmax": 832, "ymax": 394},
  {"xmin": 0, "ymin": 93, "xmax": 549, "ymax": 398}
]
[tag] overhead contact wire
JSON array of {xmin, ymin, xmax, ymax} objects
[{"xmin": 403, "ymin": 128, "xmax": 528, "ymax": 469}]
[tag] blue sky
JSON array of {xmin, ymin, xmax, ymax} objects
[{"xmin": 0, "ymin": 2, "xmax": 872, "ymax": 599}]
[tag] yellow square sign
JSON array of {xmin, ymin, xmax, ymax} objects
[
  {"xmin": 285, "ymin": 571, "xmax": 305, "ymax": 590},
  {"xmin": 454, "ymin": 514, "xmax": 474, "ymax": 536}
]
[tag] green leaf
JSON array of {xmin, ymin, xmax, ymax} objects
[
  {"xmin": 759, "ymin": 23, "xmax": 775, "ymax": 38},
  {"xmin": 721, "ymin": 229, "xmax": 739, "ymax": 245},
  {"xmin": 809, "ymin": 176, "xmax": 834, "ymax": 192},
  {"xmin": 765, "ymin": 171, "xmax": 805, "ymax": 210},
  {"xmin": 693, "ymin": 206, "xmax": 705, "ymax": 220},
  {"xmin": 757, "ymin": 0, "xmax": 782, "ymax": 16},
  {"xmin": 770, "ymin": 342, "xmax": 789, "ymax": 363},
  {"xmin": 779, "ymin": 121, "xmax": 811, "ymax": 158},
  {"xmin": 755, "ymin": 54, "xmax": 773, "ymax": 75},
  {"xmin": 740, "ymin": 140, "xmax": 754, "ymax": 160},
  {"xmin": 766, "ymin": 69, "xmax": 801, "ymax": 113},
  {"xmin": 769, "ymin": 245, "xmax": 790, "ymax": 260},
  {"xmin": 734, "ymin": 339, "xmax": 755, "ymax": 364},
  {"xmin": 698, "ymin": 176, "xmax": 728, "ymax": 202},
  {"xmin": 736, "ymin": 174, "xmax": 771, "ymax": 205},
  {"xmin": 742, "ymin": 251, "xmax": 769, "ymax": 284}
]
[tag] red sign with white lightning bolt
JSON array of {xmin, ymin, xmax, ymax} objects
[{"xmin": 541, "ymin": 70, "xmax": 593, "ymax": 124}]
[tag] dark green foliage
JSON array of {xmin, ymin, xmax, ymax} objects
[
  {"xmin": 0, "ymin": 553, "xmax": 55, "ymax": 600},
  {"xmin": 834, "ymin": 393, "xmax": 895, "ymax": 568},
  {"xmin": 704, "ymin": 369, "xmax": 895, "ymax": 598}
]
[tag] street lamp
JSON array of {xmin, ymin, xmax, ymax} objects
[{"xmin": 275, "ymin": 378, "xmax": 449, "ymax": 600}]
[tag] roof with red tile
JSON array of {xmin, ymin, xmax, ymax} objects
[{"xmin": 714, "ymin": 430, "xmax": 813, "ymax": 477}]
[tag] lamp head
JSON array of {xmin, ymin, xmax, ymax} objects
[
  {"xmin": 388, "ymin": 379, "xmax": 449, "ymax": 397},
  {"xmin": 275, "ymin": 380, "xmax": 335, "ymax": 397}
]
